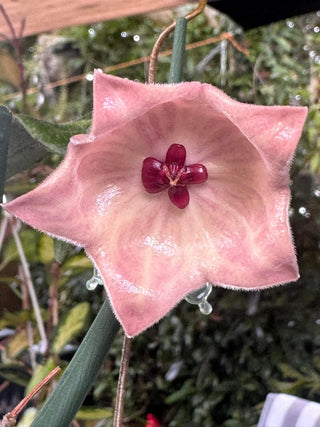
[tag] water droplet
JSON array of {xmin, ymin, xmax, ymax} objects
[
  {"xmin": 121, "ymin": 31, "xmax": 128, "ymax": 38},
  {"xmin": 310, "ymin": 50, "xmax": 316, "ymax": 58},
  {"xmin": 86, "ymin": 72, "xmax": 94, "ymax": 82},
  {"xmin": 199, "ymin": 300, "xmax": 212, "ymax": 315},
  {"xmin": 314, "ymin": 188, "xmax": 320, "ymax": 197},
  {"xmin": 316, "ymin": 319, "xmax": 320, "ymax": 325},
  {"xmin": 86, "ymin": 269, "xmax": 104, "ymax": 291},
  {"xmin": 287, "ymin": 21, "xmax": 294, "ymax": 28},
  {"xmin": 185, "ymin": 283, "xmax": 213, "ymax": 315},
  {"xmin": 88, "ymin": 28, "xmax": 96, "ymax": 38},
  {"xmin": 315, "ymin": 26, "xmax": 320, "ymax": 33},
  {"xmin": 298, "ymin": 206, "xmax": 311, "ymax": 218},
  {"xmin": 133, "ymin": 34, "xmax": 140, "ymax": 42}
]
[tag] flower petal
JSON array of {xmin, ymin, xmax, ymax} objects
[
  {"xmin": 91, "ymin": 71, "xmax": 202, "ymax": 136},
  {"xmin": 2, "ymin": 75, "xmax": 307, "ymax": 337}
]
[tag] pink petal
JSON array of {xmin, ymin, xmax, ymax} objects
[
  {"xmin": 91, "ymin": 71, "xmax": 202, "ymax": 136},
  {"xmin": 2, "ymin": 75, "xmax": 308, "ymax": 337}
]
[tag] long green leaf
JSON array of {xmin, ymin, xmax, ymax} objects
[
  {"xmin": 0, "ymin": 106, "xmax": 11, "ymax": 218},
  {"xmin": 30, "ymin": 298, "xmax": 120, "ymax": 427}
]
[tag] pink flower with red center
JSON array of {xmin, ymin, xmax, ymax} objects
[{"xmin": 2, "ymin": 71, "xmax": 307, "ymax": 337}]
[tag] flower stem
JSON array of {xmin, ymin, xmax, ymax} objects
[
  {"xmin": 0, "ymin": 367, "xmax": 61, "ymax": 427},
  {"xmin": 148, "ymin": 0, "xmax": 207, "ymax": 84},
  {"xmin": 10, "ymin": 217, "xmax": 48, "ymax": 351},
  {"xmin": 113, "ymin": 335, "xmax": 132, "ymax": 426},
  {"xmin": 168, "ymin": 17, "xmax": 187, "ymax": 83}
]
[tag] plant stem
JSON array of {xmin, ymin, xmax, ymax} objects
[
  {"xmin": 30, "ymin": 298, "xmax": 120, "ymax": 427},
  {"xmin": 0, "ymin": 367, "xmax": 61, "ymax": 427},
  {"xmin": 148, "ymin": 0, "xmax": 207, "ymax": 83},
  {"xmin": 168, "ymin": 18, "xmax": 187, "ymax": 83},
  {"xmin": 113, "ymin": 335, "xmax": 132, "ymax": 426},
  {"xmin": 10, "ymin": 218, "xmax": 48, "ymax": 351}
]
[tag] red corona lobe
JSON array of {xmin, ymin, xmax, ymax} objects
[{"xmin": 141, "ymin": 144, "xmax": 208, "ymax": 209}]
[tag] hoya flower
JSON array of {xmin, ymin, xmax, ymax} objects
[{"xmin": 3, "ymin": 72, "xmax": 307, "ymax": 337}]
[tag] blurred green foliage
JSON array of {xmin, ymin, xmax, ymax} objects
[{"xmin": 0, "ymin": 4, "xmax": 320, "ymax": 426}]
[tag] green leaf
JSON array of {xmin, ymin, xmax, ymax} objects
[
  {"xmin": 0, "ymin": 106, "xmax": 11, "ymax": 219},
  {"xmin": 7, "ymin": 114, "xmax": 48, "ymax": 179},
  {"xmin": 39, "ymin": 234, "xmax": 54, "ymax": 264},
  {"xmin": 0, "ymin": 309, "xmax": 34, "ymax": 329},
  {"xmin": 7, "ymin": 328, "xmax": 38, "ymax": 359},
  {"xmin": 16, "ymin": 115, "xmax": 91, "ymax": 155},
  {"xmin": 17, "ymin": 408, "xmax": 37, "ymax": 427},
  {"xmin": 0, "ymin": 363, "xmax": 31, "ymax": 386},
  {"xmin": 1, "ymin": 229, "xmax": 39, "ymax": 269},
  {"xmin": 61, "ymin": 254, "xmax": 92, "ymax": 274},
  {"xmin": 0, "ymin": 309, "xmax": 48, "ymax": 330},
  {"xmin": 165, "ymin": 379, "xmax": 195, "ymax": 404},
  {"xmin": 54, "ymin": 239, "xmax": 74, "ymax": 264},
  {"xmin": 52, "ymin": 302, "xmax": 91, "ymax": 354},
  {"xmin": 30, "ymin": 299, "xmax": 120, "ymax": 427},
  {"xmin": 25, "ymin": 358, "xmax": 58, "ymax": 395},
  {"xmin": 76, "ymin": 407, "xmax": 113, "ymax": 420}
]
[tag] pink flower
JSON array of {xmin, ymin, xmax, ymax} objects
[
  {"xmin": 146, "ymin": 413, "xmax": 161, "ymax": 427},
  {"xmin": 3, "ymin": 71, "xmax": 307, "ymax": 337}
]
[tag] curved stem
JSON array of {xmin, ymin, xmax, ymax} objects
[
  {"xmin": 10, "ymin": 217, "xmax": 48, "ymax": 351},
  {"xmin": 113, "ymin": 335, "xmax": 132, "ymax": 427},
  {"xmin": 148, "ymin": 0, "xmax": 207, "ymax": 83}
]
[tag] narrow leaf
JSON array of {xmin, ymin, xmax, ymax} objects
[
  {"xmin": 0, "ymin": 363, "xmax": 31, "ymax": 387},
  {"xmin": 25, "ymin": 358, "xmax": 58, "ymax": 395},
  {"xmin": 76, "ymin": 407, "xmax": 113, "ymax": 420},
  {"xmin": 30, "ymin": 299, "xmax": 120, "ymax": 427}
]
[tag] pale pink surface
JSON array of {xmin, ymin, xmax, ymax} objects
[{"xmin": 3, "ymin": 73, "xmax": 308, "ymax": 337}]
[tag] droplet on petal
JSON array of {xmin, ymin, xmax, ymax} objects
[
  {"xmin": 86, "ymin": 268, "xmax": 104, "ymax": 290},
  {"xmin": 185, "ymin": 283, "xmax": 213, "ymax": 315}
]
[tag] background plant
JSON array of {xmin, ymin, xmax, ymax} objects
[{"xmin": 0, "ymin": 5, "xmax": 320, "ymax": 426}]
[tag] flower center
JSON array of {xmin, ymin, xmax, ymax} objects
[{"xmin": 141, "ymin": 144, "xmax": 208, "ymax": 209}]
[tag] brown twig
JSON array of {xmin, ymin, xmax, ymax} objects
[
  {"xmin": 0, "ymin": 33, "xmax": 248, "ymax": 103},
  {"xmin": 113, "ymin": 335, "xmax": 132, "ymax": 427},
  {"xmin": 0, "ymin": 366, "xmax": 61, "ymax": 427},
  {"xmin": 148, "ymin": 0, "xmax": 207, "ymax": 83}
]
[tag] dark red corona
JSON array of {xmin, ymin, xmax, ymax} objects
[{"xmin": 141, "ymin": 144, "xmax": 208, "ymax": 209}]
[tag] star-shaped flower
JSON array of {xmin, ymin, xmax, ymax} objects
[{"xmin": 3, "ymin": 71, "xmax": 307, "ymax": 337}]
